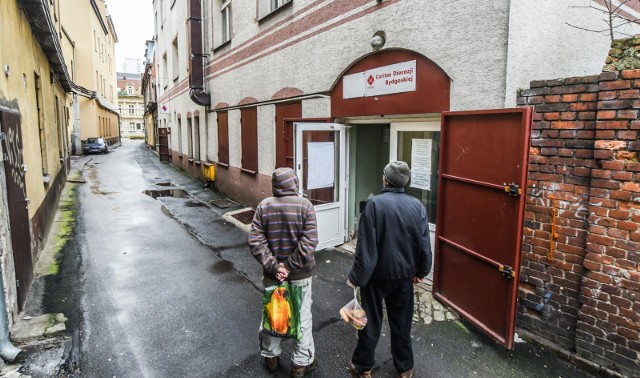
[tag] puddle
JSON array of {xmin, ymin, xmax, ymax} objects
[
  {"xmin": 185, "ymin": 201, "xmax": 206, "ymax": 207},
  {"xmin": 143, "ymin": 189, "xmax": 189, "ymax": 199},
  {"xmin": 209, "ymin": 260, "xmax": 234, "ymax": 274}
]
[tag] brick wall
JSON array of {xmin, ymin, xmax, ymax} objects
[{"xmin": 517, "ymin": 38, "xmax": 640, "ymax": 377}]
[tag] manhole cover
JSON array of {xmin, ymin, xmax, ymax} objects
[
  {"xmin": 210, "ymin": 198, "xmax": 240, "ymax": 208},
  {"xmin": 230, "ymin": 209, "xmax": 255, "ymax": 225},
  {"xmin": 143, "ymin": 189, "xmax": 189, "ymax": 199}
]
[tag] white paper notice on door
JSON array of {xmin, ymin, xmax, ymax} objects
[
  {"xmin": 307, "ymin": 142, "xmax": 335, "ymax": 189},
  {"xmin": 410, "ymin": 139, "xmax": 432, "ymax": 191}
]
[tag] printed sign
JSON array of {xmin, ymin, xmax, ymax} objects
[
  {"xmin": 307, "ymin": 142, "xmax": 335, "ymax": 189},
  {"xmin": 343, "ymin": 60, "xmax": 416, "ymax": 99},
  {"xmin": 410, "ymin": 138, "xmax": 432, "ymax": 191}
]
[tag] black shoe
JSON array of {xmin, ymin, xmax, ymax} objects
[
  {"xmin": 291, "ymin": 360, "xmax": 317, "ymax": 378},
  {"xmin": 348, "ymin": 362, "xmax": 372, "ymax": 378},
  {"xmin": 264, "ymin": 356, "xmax": 279, "ymax": 372}
]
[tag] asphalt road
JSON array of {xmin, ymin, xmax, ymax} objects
[{"xmin": 21, "ymin": 139, "xmax": 594, "ymax": 378}]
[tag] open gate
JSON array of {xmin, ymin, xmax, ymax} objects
[
  {"xmin": 0, "ymin": 108, "xmax": 33, "ymax": 310},
  {"xmin": 433, "ymin": 108, "xmax": 532, "ymax": 349}
]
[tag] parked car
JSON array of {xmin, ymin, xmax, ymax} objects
[{"xmin": 83, "ymin": 138, "xmax": 108, "ymax": 154}]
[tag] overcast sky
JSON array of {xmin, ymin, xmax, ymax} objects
[{"xmin": 106, "ymin": 0, "xmax": 154, "ymax": 71}]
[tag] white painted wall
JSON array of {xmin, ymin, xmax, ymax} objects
[{"xmin": 505, "ymin": 0, "xmax": 640, "ymax": 107}]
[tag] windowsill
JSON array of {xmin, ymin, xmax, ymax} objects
[
  {"xmin": 203, "ymin": 161, "xmax": 214, "ymax": 167},
  {"xmin": 216, "ymin": 162, "xmax": 229, "ymax": 168},
  {"xmin": 43, "ymin": 173, "xmax": 52, "ymax": 184},
  {"xmin": 213, "ymin": 39, "xmax": 231, "ymax": 52},
  {"xmin": 240, "ymin": 168, "xmax": 257, "ymax": 175},
  {"xmin": 188, "ymin": 158, "xmax": 194, "ymax": 164},
  {"xmin": 178, "ymin": 153, "xmax": 183, "ymax": 158},
  {"xmin": 258, "ymin": 1, "xmax": 292, "ymax": 23},
  {"xmin": 194, "ymin": 160, "xmax": 201, "ymax": 165}
]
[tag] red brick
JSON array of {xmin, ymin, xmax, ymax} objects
[
  {"xmin": 562, "ymin": 94, "xmax": 579, "ymax": 102},
  {"xmin": 571, "ymin": 102, "xmax": 597, "ymax": 112},
  {"xmin": 586, "ymin": 271, "xmax": 615, "ymax": 284},
  {"xmin": 615, "ymin": 259, "xmax": 636, "ymax": 270},
  {"xmin": 545, "ymin": 95, "xmax": 562, "ymax": 103},
  {"xmin": 631, "ymin": 232, "xmax": 640, "ymax": 242},
  {"xmin": 592, "ymin": 169, "xmax": 612, "ymax": 179},
  {"xmin": 628, "ymin": 162, "xmax": 640, "ymax": 171},
  {"xmin": 591, "ymin": 179, "xmax": 622, "ymax": 190},
  {"xmin": 560, "ymin": 112, "xmax": 577, "ymax": 121},
  {"xmin": 616, "ymin": 151, "xmax": 638, "ymax": 160},
  {"xmin": 580, "ymin": 93, "xmax": 598, "ymax": 102},
  {"xmin": 599, "ymin": 99, "xmax": 633, "ymax": 110},
  {"xmin": 631, "ymin": 121, "xmax": 640, "ymax": 130},
  {"xmin": 600, "ymin": 80, "xmax": 632, "ymax": 90},
  {"xmin": 596, "ymin": 130, "xmax": 617, "ymax": 139},
  {"xmin": 622, "ymin": 69, "xmax": 640, "ymax": 79},
  {"xmin": 595, "ymin": 140, "xmax": 627, "ymax": 150},
  {"xmin": 551, "ymin": 121, "xmax": 584, "ymax": 129},
  {"xmin": 611, "ymin": 191, "xmax": 632, "ymax": 201},
  {"xmin": 544, "ymin": 112, "xmax": 560, "ymax": 121},
  {"xmin": 599, "ymin": 91, "xmax": 618, "ymax": 100},
  {"xmin": 612, "ymin": 171, "xmax": 634, "ymax": 180},
  {"xmin": 583, "ymin": 259, "xmax": 602, "ymax": 272},
  {"xmin": 617, "ymin": 109, "xmax": 638, "ymax": 119},
  {"xmin": 610, "ymin": 209, "xmax": 631, "ymax": 219},
  {"xmin": 618, "ymin": 327, "xmax": 640, "ymax": 340},
  {"xmin": 607, "ymin": 228, "xmax": 629, "ymax": 239},
  {"xmin": 578, "ymin": 111, "xmax": 596, "ymax": 120},
  {"xmin": 618, "ymin": 130, "xmax": 638, "ymax": 140},
  {"xmin": 528, "ymin": 96, "xmax": 545, "ymax": 104},
  {"xmin": 595, "ymin": 150, "xmax": 614, "ymax": 160},
  {"xmin": 601, "ymin": 161, "xmax": 625, "ymax": 170},
  {"xmin": 597, "ymin": 110, "xmax": 617, "ymax": 119},
  {"xmin": 597, "ymin": 120, "xmax": 630, "ymax": 129},
  {"xmin": 618, "ymin": 89, "xmax": 640, "ymax": 99},
  {"xmin": 588, "ymin": 234, "xmax": 616, "ymax": 246}
]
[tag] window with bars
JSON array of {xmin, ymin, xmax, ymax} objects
[{"xmin": 217, "ymin": 111, "xmax": 229, "ymax": 165}]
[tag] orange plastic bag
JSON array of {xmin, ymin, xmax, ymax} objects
[{"xmin": 339, "ymin": 287, "xmax": 368, "ymax": 330}]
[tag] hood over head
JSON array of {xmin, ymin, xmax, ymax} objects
[{"xmin": 272, "ymin": 167, "xmax": 300, "ymax": 197}]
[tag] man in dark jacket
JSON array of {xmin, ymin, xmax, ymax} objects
[
  {"xmin": 249, "ymin": 167, "xmax": 319, "ymax": 378},
  {"xmin": 347, "ymin": 161, "xmax": 432, "ymax": 378}
]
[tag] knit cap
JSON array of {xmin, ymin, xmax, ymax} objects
[{"xmin": 383, "ymin": 161, "xmax": 410, "ymax": 188}]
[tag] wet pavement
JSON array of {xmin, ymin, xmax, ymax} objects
[{"xmin": 10, "ymin": 139, "xmax": 594, "ymax": 377}]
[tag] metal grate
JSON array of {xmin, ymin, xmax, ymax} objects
[
  {"xmin": 210, "ymin": 198, "xmax": 240, "ymax": 209},
  {"xmin": 230, "ymin": 209, "xmax": 255, "ymax": 225}
]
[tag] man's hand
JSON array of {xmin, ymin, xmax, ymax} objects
[
  {"xmin": 346, "ymin": 279, "xmax": 358, "ymax": 289},
  {"xmin": 412, "ymin": 277, "xmax": 424, "ymax": 285},
  {"xmin": 275, "ymin": 264, "xmax": 289, "ymax": 281}
]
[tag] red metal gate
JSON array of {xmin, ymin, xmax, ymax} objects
[
  {"xmin": 0, "ymin": 108, "xmax": 33, "ymax": 310},
  {"xmin": 433, "ymin": 108, "xmax": 532, "ymax": 349}
]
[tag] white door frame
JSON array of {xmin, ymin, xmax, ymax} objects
[{"xmin": 294, "ymin": 122, "xmax": 348, "ymax": 250}]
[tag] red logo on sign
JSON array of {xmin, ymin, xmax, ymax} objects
[
  {"xmin": 367, "ymin": 75, "xmax": 374, "ymax": 85},
  {"xmin": 162, "ymin": 105, "xmax": 167, "ymax": 111}
]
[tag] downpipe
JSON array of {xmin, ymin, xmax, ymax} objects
[{"xmin": 0, "ymin": 272, "xmax": 22, "ymax": 362}]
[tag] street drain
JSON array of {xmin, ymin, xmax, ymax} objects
[
  {"xmin": 185, "ymin": 201, "xmax": 206, "ymax": 207},
  {"xmin": 230, "ymin": 209, "xmax": 255, "ymax": 225},
  {"xmin": 143, "ymin": 189, "xmax": 189, "ymax": 199},
  {"xmin": 156, "ymin": 182, "xmax": 172, "ymax": 187},
  {"xmin": 210, "ymin": 198, "xmax": 239, "ymax": 208}
]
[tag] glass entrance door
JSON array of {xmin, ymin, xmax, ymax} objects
[
  {"xmin": 294, "ymin": 123, "xmax": 347, "ymax": 250},
  {"xmin": 390, "ymin": 121, "xmax": 440, "ymax": 277}
]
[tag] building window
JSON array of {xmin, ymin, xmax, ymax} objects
[
  {"xmin": 217, "ymin": 111, "xmax": 229, "ymax": 165},
  {"xmin": 127, "ymin": 85, "xmax": 133, "ymax": 95},
  {"xmin": 241, "ymin": 107, "xmax": 258, "ymax": 173},
  {"xmin": 187, "ymin": 117, "xmax": 193, "ymax": 157},
  {"xmin": 172, "ymin": 37, "xmax": 179, "ymax": 81},
  {"xmin": 221, "ymin": 1, "xmax": 231, "ymax": 44},
  {"xmin": 193, "ymin": 116, "xmax": 200, "ymax": 161},
  {"xmin": 137, "ymin": 123, "xmax": 142, "ymax": 130},
  {"xmin": 162, "ymin": 53, "xmax": 168, "ymax": 88},
  {"xmin": 177, "ymin": 116, "xmax": 183, "ymax": 154},
  {"xmin": 129, "ymin": 105, "xmax": 134, "ymax": 115},
  {"xmin": 129, "ymin": 122, "xmax": 136, "ymax": 131},
  {"xmin": 259, "ymin": 0, "xmax": 291, "ymax": 20}
]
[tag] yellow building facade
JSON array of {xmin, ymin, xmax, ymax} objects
[{"xmin": 59, "ymin": 0, "xmax": 119, "ymax": 147}]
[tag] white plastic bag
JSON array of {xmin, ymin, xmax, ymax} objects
[{"xmin": 339, "ymin": 287, "xmax": 368, "ymax": 330}]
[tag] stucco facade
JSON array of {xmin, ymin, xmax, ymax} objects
[
  {"xmin": 60, "ymin": 0, "xmax": 120, "ymax": 145},
  {"xmin": 117, "ymin": 73, "xmax": 146, "ymax": 138},
  {"xmin": 153, "ymin": 0, "xmax": 640, "ymax": 208},
  {"xmin": 0, "ymin": 0, "xmax": 76, "ymax": 317}
]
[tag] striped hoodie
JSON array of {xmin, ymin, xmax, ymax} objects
[{"xmin": 249, "ymin": 168, "xmax": 318, "ymax": 280}]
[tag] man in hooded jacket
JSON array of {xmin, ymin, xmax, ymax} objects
[
  {"xmin": 347, "ymin": 161, "xmax": 432, "ymax": 378},
  {"xmin": 249, "ymin": 167, "xmax": 319, "ymax": 378}
]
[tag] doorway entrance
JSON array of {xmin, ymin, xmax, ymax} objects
[{"xmin": 294, "ymin": 122, "xmax": 347, "ymax": 250}]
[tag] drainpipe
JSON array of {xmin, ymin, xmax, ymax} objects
[
  {"xmin": 0, "ymin": 272, "xmax": 21, "ymax": 362},
  {"xmin": 187, "ymin": 0, "xmax": 211, "ymax": 107}
]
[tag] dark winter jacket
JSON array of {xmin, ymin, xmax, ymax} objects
[
  {"xmin": 249, "ymin": 168, "xmax": 318, "ymax": 281},
  {"xmin": 348, "ymin": 187, "xmax": 432, "ymax": 287}
]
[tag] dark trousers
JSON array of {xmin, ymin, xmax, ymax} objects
[{"xmin": 352, "ymin": 278, "xmax": 414, "ymax": 372}]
